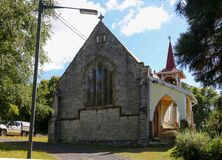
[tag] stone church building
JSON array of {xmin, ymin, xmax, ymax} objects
[{"xmin": 48, "ymin": 19, "xmax": 197, "ymax": 145}]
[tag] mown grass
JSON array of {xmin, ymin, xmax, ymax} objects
[
  {"xmin": 71, "ymin": 144, "xmax": 180, "ymax": 160},
  {"xmin": 0, "ymin": 136, "xmax": 181, "ymax": 160},
  {"xmin": 0, "ymin": 136, "xmax": 54, "ymax": 159},
  {"xmin": 0, "ymin": 135, "xmax": 48, "ymax": 142},
  {"xmin": 116, "ymin": 147, "xmax": 181, "ymax": 160}
]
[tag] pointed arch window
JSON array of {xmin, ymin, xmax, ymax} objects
[{"xmin": 86, "ymin": 62, "xmax": 113, "ymax": 106}]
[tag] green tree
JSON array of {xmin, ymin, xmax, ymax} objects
[
  {"xmin": 175, "ymin": 0, "xmax": 222, "ymax": 88},
  {"xmin": 181, "ymin": 82, "xmax": 218, "ymax": 130},
  {"xmin": 215, "ymin": 94, "xmax": 222, "ymax": 111},
  {"xmin": 0, "ymin": 0, "xmax": 54, "ymax": 120},
  {"xmin": 37, "ymin": 76, "xmax": 60, "ymax": 107},
  {"xmin": 35, "ymin": 76, "xmax": 60, "ymax": 133},
  {"xmin": 206, "ymin": 91, "xmax": 222, "ymax": 137},
  {"xmin": 47, "ymin": 76, "xmax": 60, "ymax": 106},
  {"xmin": 206, "ymin": 109, "xmax": 222, "ymax": 137},
  {"xmin": 6, "ymin": 104, "xmax": 20, "ymax": 121}
]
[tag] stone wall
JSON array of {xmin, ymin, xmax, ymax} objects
[
  {"xmin": 59, "ymin": 107, "xmax": 139, "ymax": 142},
  {"xmin": 49, "ymin": 21, "xmax": 145, "ymax": 144}
]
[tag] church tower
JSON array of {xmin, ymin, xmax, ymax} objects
[{"xmin": 156, "ymin": 37, "xmax": 186, "ymax": 87}]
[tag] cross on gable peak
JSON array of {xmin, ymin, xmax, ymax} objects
[{"xmin": 98, "ymin": 14, "xmax": 104, "ymax": 21}]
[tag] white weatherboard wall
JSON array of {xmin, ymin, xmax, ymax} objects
[{"xmin": 149, "ymin": 81, "xmax": 187, "ymax": 122}]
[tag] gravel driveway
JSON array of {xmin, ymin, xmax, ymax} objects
[{"xmin": 0, "ymin": 137, "xmax": 130, "ymax": 160}]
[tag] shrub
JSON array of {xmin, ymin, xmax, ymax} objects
[
  {"xmin": 161, "ymin": 130, "xmax": 179, "ymax": 138},
  {"xmin": 207, "ymin": 137, "xmax": 222, "ymax": 160},
  {"xmin": 206, "ymin": 110, "xmax": 222, "ymax": 137},
  {"xmin": 171, "ymin": 131, "xmax": 209, "ymax": 160}
]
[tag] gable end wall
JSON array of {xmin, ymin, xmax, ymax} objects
[{"xmin": 50, "ymin": 21, "xmax": 145, "ymax": 143}]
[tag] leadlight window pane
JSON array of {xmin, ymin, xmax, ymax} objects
[
  {"xmin": 86, "ymin": 74, "xmax": 91, "ymax": 106},
  {"xmin": 103, "ymin": 35, "xmax": 106, "ymax": 42},
  {"xmin": 108, "ymin": 71, "xmax": 113, "ymax": 104},
  {"xmin": 86, "ymin": 63, "xmax": 112, "ymax": 106},
  {"xmin": 92, "ymin": 69, "xmax": 96, "ymax": 106},
  {"xmin": 103, "ymin": 68, "xmax": 107, "ymax": 105},
  {"xmin": 96, "ymin": 36, "xmax": 99, "ymax": 43},
  {"xmin": 97, "ymin": 63, "xmax": 102, "ymax": 105}
]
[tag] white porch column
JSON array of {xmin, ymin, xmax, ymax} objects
[
  {"xmin": 187, "ymin": 100, "xmax": 192, "ymax": 124},
  {"xmin": 177, "ymin": 95, "xmax": 187, "ymax": 127}
]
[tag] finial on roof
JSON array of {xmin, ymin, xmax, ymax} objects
[
  {"xmin": 98, "ymin": 14, "xmax": 104, "ymax": 21},
  {"xmin": 168, "ymin": 36, "xmax": 171, "ymax": 42}
]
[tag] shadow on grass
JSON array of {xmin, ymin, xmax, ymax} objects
[{"xmin": 0, "ymin": 140, "xmax": 174, "ymax": 155}]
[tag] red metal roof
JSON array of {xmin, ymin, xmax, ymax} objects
[
  {"xmin": 161, "ymin": 41, "xmax": 176, "ymax": 72},
  {"xmin": 156, "ymin": 39, "xmax": 186, "ymax": 79}
]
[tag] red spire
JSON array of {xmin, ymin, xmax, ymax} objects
[{"xmin": 165, "ymin": 37, "xmax": 176, "ymax": 71}]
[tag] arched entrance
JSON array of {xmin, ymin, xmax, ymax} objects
[{"xmin": 153, "ymin": 95, "xmax": 179, "ymax": 137}]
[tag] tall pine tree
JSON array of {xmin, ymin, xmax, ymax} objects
[{"xmin": 175, "ymin": 0, "xmax": 222, "ymax": 88}]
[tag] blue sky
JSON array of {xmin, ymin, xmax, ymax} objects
[{"xmin": 42, "ymin": 0, "xmax": 200, "ymax": 87}]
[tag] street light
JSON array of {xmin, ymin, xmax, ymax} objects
[
  {"xmin": 43, "ymin": 4, "xmax": 98, "ymax": 15},
  {"xmin": 27, "ymin": 0, "xmax": 97, "ymax": 158}
]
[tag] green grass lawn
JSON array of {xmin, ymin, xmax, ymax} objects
[
  {"xmin": 0, "ymin": 143, "xmax": 54, "ymax": 159},
  {"xmin": 0, "ymin": 135, "xmax": 48, "ymax": 142},
  {"xmin": 0, "ymin": 136, "xmax": 54, "ymax": 159},
  {"xmin": 73, "ymin": 144, "xmax": 180, "ymax": 160},
  {"xmin": 116, "ymin": 147, "xmax": 180, "ymax": 160},
  {"xmin": 0, "ymin": 136, "xmax": 180, "ymax": 160}
]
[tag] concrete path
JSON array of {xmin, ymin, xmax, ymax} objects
[{"xmin": 0, "ymin": 137, "xmax": 130, "ymax": 160}]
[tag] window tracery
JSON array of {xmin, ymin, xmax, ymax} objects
[{"xmin": 86, "ymin": 62, "xmax": 113, "ymax": 106}]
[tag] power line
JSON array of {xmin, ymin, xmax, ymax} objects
[
  {"xmin": 57, "ymin": 16, "xmax": 86, "ymax": 40},
  {"xmin": 55, "ymin": 13, "xmax": 87, "ymax": 40},
  {"xmin": 58, "ymin": 15, "xmax": 87, "ymax": 39}
]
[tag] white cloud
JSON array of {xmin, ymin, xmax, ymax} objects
[
  {"xmin": 106, "ymin": 0, "xmax": 143, "ymax": 11},
  {"xmin": 43, "ymin": 0, "xmax": 105, "ymax": 71},
  {"xmin": 112, "ymin": 9, "xmax": 136, "ymax": 29},
  {"xmin": 106, "ymin": 0, "xmax": 118, "ymax": 10},
  {"xmin": 168, "ymin": 0, "xmax": 177, "ymax": 6},
  {"xmin": 42, "ymin": 1, "xmax": 172, "ymax": 71},
  {"xmin": 114, "ymin": 6, "xmax": 172, "ymax": 36}
]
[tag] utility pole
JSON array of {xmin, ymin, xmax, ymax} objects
[
  {"xmin": 27, "ymin": 0, "xmax": 42, "ymax": 158},
  {"xmin": 27, "ymin": 0, "xmax": 97, "ymax": 158}
]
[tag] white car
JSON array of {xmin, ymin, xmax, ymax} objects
[{"xmin": 0, "ymin": 121, "xmax": 30, "ymax": 136}]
